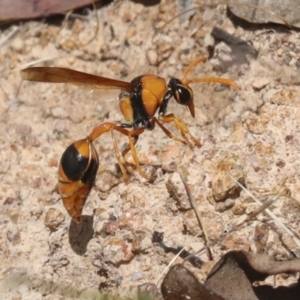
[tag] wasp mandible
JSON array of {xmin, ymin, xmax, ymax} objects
[{"xmin": 20, "ymin": 56, "xmax": 238, "ymax": 222}]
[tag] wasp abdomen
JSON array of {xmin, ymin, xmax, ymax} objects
[{"xmin": 58, "ymin": 138, "xmax": 99, "ymax": 223}]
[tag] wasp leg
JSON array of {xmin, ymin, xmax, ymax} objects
[
  {"xmin": 89, "ymin": 122, "xmax": 147, "ymax": 179},
  {"xmin": 110, "ymin": 129, "xmax": 143, "ymax": 180},
  {"xmin": 151, "ymin": 117, "xmax": 187, "ymax": 145},
  {"xmin": 121, "ymin": 134, "xmax": 139, "ymax": 157},
  {"xmin": 120, "ymin": 128, "xmax": 147, "ymax": 178},
  {"xmin": 158, "ymin": 114, "xmax": 201, "ymax": 147},
  {"xmin": 120, "ymin": 134, "xmax": 140, "ymax": 174},
  {"xmin": 110, "ymin": 129, "xmax": 130, "ymax": 182},
  {"xmin": 58, "ymin": 137, "xmax": 99, "ymax": 223}
]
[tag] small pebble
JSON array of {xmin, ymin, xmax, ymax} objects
[
  {"xmin": 51, "ymin": 107, "xmax": 68, "ymax": 119},
  {"xmin": 15, "ymin": 124, "xmax": 31, "ymax": 136},
  {"xmin": 166, "ymin": 172, "xmax": 191, "ymax": 210},
  {"xmin": 11, "ymin": 37, "xmax": 24, "ymax": 52},
  {"xmin": 160, "ymin": 143, "xmax": 183, "ymax": 173},
  {"xmin": 44, "ymin": 208, "xmax": 65, "ymax": 231},
  {"xmin": 102, "ymin": 236, "xmax": 134, "ymax": 265},
  {"xmin": 103, "ymin": 221, "xmax": 119, "ymax": 235},
  {"xmin": 131, "ymin": 271, "xmax": 144, "ymax": 281},
  {"xmin": 232, "ymin": 204, "xmax": 246, "ymax": 215},
  {"xmin": 7, "ymin": 227, "xmax": 21, "ymax": 245},
  {"xmin": 53, "ymin": 120, "xmax": 69, "ymax": 135},
  {"xmin": 146, "ymin": 49, "xmax": 158, "ymax": 66},
  {"xmin": 47, "ymin": 158, "xmax": 58, "ymax": 167},
  {"xmin": 132, "ymin": 229, "xmax": 152, "ymax": 252},
  {"xmin": 242, "ymin": 111, "xmax": 269, "ymax": 134},
  {"xmin": 98, "ymin": 171, "xmax": 119, "ymax": 192},
  {"xmin": 215, "ymin": 198, "xmax": 235, "ymax": 212},
  {"xmin": 252, "ymin": 78, "xmax": 270, "ymax": 90},
  {"xmin": 126, "ymin": 26, "xmax": 137, "ymax": 40}
]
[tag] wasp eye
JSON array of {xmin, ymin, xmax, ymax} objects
[
  {"xmin": 174, "ymin": 85, "xmax": 192, "ymax": 105},
  {"xmin": 168, "ymin": 78, "xmax": 193, "ymax": 105}
]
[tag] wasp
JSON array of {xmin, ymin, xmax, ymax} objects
[{"xmin": 20, "ymin": 57, "xmax": 237, "ymax": 223}]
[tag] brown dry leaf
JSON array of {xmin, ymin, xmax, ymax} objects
[
  {"xmin": 0, "ymin": 0, "xmax": 95, "ymax": 21},
  {"xmin": 162, "ymin": 251, "xmax": 300, "ymax": 300},
  {"xmin": 161, "ymin": 264, "xmax": 224, "ymax": 300},
  {"xmin": 206, "ymin": 250, "xmax": 300, "ymax": 300},
  {"xmin": 228, "ymin": 0, "xmax": 300, "ymax": 27}
]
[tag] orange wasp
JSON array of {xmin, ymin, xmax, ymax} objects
[{"xmin": 20, "ymin": 57, "xmax": 237, "ymax": 223}]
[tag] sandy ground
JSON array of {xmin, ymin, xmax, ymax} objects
[{"xmin": 1, "ymin": 0, "xmax": 300, "ymax": 299}]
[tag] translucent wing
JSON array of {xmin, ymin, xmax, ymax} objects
[{"xmin": 20, "ymin": 67, "xmax": 132, "ymax": 92}]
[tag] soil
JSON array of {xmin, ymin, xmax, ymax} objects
[{"xmin": 0, "ymin": 0, "xmax": 300, "ymax": 299}]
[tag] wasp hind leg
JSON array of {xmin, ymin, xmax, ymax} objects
[
  {"xmin": 109, "ymin": 129, "xmax": 132, "ymax": 182},
  {"xmin": 119, "ymin": 128, "xmax": 148, "ymax": 179},
  {"xmin": 89, "ymin": 122, "xmax": 148, "ymax": 180},
  {"xmin": 119, "ymin": 134, "xmax": 139, "ymax": 174}
]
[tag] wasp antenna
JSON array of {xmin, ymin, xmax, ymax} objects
[
  {"xmin": 185, "ymin": 77, "xmax": 238, "ymax": 90},
  {"xmin": 182, "ymin": 57, "xmax": 207, "ymax": 83}
]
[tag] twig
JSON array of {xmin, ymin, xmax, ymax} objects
[{"xmin": 227, "ymin": 173, "xmax": 300, "ymax": 249}]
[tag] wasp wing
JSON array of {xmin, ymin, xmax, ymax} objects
[{"xmin": 20, "ymin": 67, "xmax": 132, "ymax": 92}]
